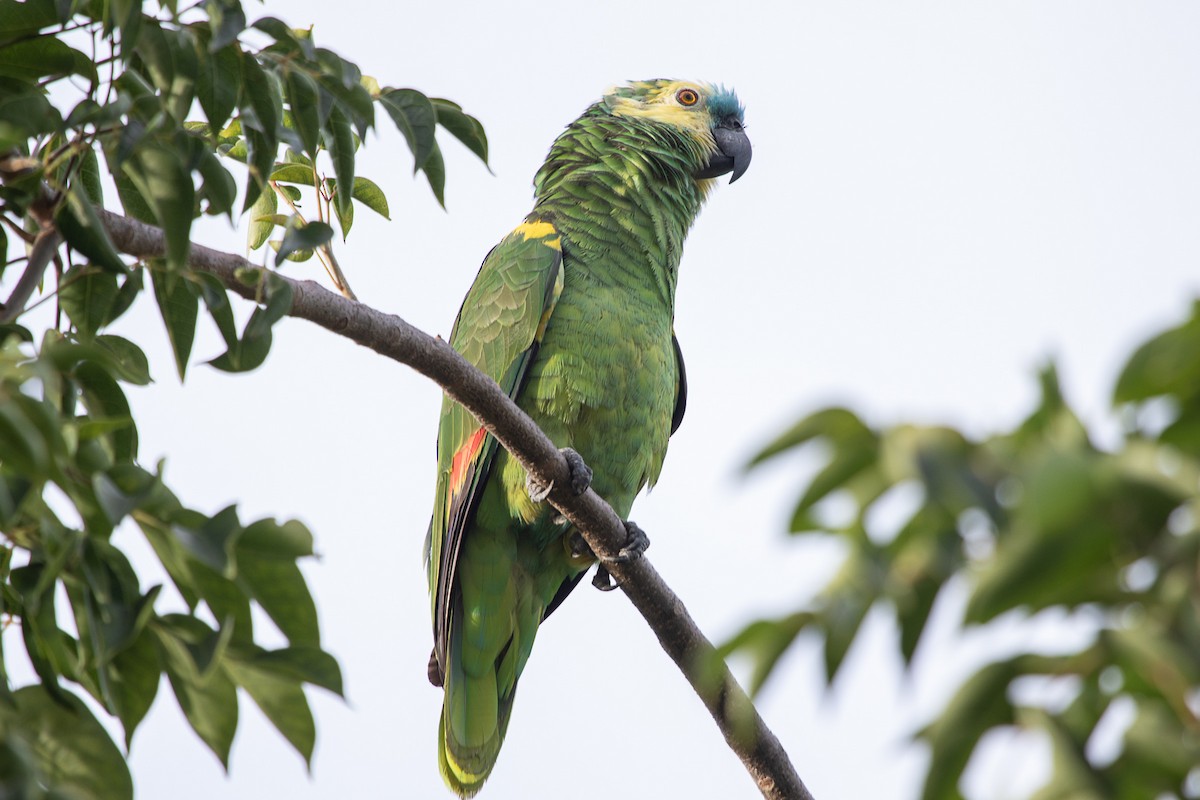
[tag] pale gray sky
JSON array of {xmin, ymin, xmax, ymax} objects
[{"xmin": 9, "ymin": 2, "xmax": 1200, "ymax": 798}]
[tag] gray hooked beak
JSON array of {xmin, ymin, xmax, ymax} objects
[{"xmin": 695, "ymin": 119, "xmax": 752, "ymax": 183}]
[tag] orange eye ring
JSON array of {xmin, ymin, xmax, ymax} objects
[{"xmin": 676, "ymin": 88, "xmax": 700, "ymax": 107}]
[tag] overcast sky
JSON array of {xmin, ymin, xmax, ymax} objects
[{"xmin": 8, "ymin": 2, "xmax": 1200, "ymax": 799}]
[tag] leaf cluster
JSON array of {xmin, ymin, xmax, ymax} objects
[
  {"xmin": 0, "ymin": 1, "xmax": 489, "ymax": 796},
  {"xmin": 730, "ymin": 307, "xmax": 1200, "ymax": 798},
  {"xmin": 0, "ymin": 326, "xmax": 342, "ymax": 798}
]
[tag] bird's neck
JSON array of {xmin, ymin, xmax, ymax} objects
[{"xmin": 529, "ymin": 110, "xmax": 709, "ymax": 311}]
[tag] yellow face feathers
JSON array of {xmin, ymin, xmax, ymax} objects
[{"xmin": 603, "ymin": 80, "xmax": 720, "ymax": 139}]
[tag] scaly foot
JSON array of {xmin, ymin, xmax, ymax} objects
[
  {"xmin": 590, "ymin": 521, "xmax": 651, "ymax": 591},
  {"xmin": 526, "ymin": 447, "xmax": 593, "ymax": 502}
]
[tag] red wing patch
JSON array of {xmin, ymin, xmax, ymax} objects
[{"xmin": 449, "ymin": 427, "xmax": 488, "ymax": 497}]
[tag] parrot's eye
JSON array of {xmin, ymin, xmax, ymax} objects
[{"xmin": 676, "ymin": 88, "xmax": 700, "ymax": 107}]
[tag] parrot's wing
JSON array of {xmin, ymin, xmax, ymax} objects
[{"xmin": 427, "ymin": 221, "xmax": 564, "ymax": 675}]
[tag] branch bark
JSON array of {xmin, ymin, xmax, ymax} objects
[{"xmin": 95, "ymin": 209, "xmax": 814, "ymax": 800}]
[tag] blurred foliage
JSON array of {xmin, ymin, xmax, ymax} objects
[
  {"xmin": 730, "ymin": 301, "xmax": 1200, "ymax": 799},
  {"xmin": 0, "ymin": 1, "xmax": 488, "ymax": 797}
]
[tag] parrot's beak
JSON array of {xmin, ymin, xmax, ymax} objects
[{"xmin": 695, "ymin": 119, "xmax": 752, "ymax": 183}]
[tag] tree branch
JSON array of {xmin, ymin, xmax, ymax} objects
[
  {"xmin": 0, "ymin": 156, "xmax": 61, "ymax": 324},
  {"xmin": 0, "ymin": 226, "xmax": 61, "ymax": 324},
  {"xmin": 96, "ymin": 208, "xmax": 815, "ymax": 800}
]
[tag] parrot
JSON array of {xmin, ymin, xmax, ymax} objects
[{"xmin": 424, "ymin": 79, "xmax": 751, "ymax": 796}]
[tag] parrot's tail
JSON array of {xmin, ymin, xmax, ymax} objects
[{"xmin": 437, "ymin": 626, "xmax": 519, "ymax": 797}]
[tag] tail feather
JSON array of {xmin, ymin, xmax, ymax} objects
[
  {"xmin": 438, "ymin": 618, "xmax": 521, "ymax": 797},
  {"xmin": 438, "ymin": 675, "xmax": 517, "ymax": 797}
]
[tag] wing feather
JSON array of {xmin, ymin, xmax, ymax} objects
[{"xmin": 426, "ymin": 220, "xmax": 564, "ymax": 676}]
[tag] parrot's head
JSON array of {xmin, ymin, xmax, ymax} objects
[{"xmin": 601, "ymin": 79, "xmax": 751, "ymax": 184}]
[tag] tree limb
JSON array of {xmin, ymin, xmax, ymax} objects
[
  {"xmin": 0, "ymin": 225, "xmax": 61, "ymax": 324},
  {"xmin": 94, "ymin": 208, "xmax": 815, "ymax": 800},
  {"xmin": 0, "ymin": 156, "xmax": 61, "ymax": 324}
]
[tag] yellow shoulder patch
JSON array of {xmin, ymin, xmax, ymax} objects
[{"xmin": 514, "ymin": 220, "xmax": 561, "ymax": 250}]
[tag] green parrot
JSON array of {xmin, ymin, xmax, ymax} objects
[{"xmin": 425, "ymin": 79, "xmax": 750, "ymax": 796}]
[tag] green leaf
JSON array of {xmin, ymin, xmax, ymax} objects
[
  {"xmin": 56, "ymin": 188, "xmax": 127, "ymax": 274},
  {"xmin": 247, "ymin": 185, "xmax": 277, "ymax": 250},
  {"xmin": 196, "ymin": 148, "xmax": 237, "ymax": 218},
  {"xmin": 106, "ymin": 624, "xmax": 162, "ymax": 747},
  {"xmin": 137, "ymin": 516, "xmax": 201, "ymax": 609},
  {"xmin": 421, "ymin": 142, "xmax": 446, "ymax": 208},
  {"xmin": 1114, "ymin": 303, "xmax": 1200, "ymax": 405},
  {"xmin": 235, "ymin": 645, "xmax": 343, "ymax": 696},
  {"xmin": 238, "ymin": 518, "xmax": 313, "ymax": 559},
  {"xmin": 252, "ymin": 17, "xmax": 314, "ymax": 59},
  {"xmin": 156, "ymin": 620, "xmax": 238, "ymax": 768},
  {"xmin": 285, "ymin": 69, "xmax": 321, "ymax": 159},
  {"xmin": 0, "ymin": 36, "xmax": 95, "ymax": 83},
  {"xmin": 819, "ymin": 562, "xmax": 873, "ymax": 684},
  {"xmin": 196, "ymin": 272, "xmax": 238, "ymax": 349},
  {"xmin": 332, "ymin": 181, "xmax": 353, "ymax": 239},
  {"xmin": 0, "ymin": 685, "xmax": 132, "ymax": 800},
  {"xmin": 73, "ymin": 361, "xmax": 136, "ymax": 461},
  {"xmin": 238, "ymin": 555, "xmax": 319, "ymax": 647},
  {"xmin": 58, "ymin": 265, "xmax": 120, "ymax": 338},
  {"xmin": 0, "ymin": 400, "xmax": 52, "ymax": 476},
  {"xmin": 0, "ymin": 0, "xmax": 65, "ymax": 48},
  {"xmin": 110, "ymin": 153, "xmax": 156, "ymax": 223},
  {"xmin": 0, "ymin": 76, "xmax": 63, "ymax": 149},
  {"xmin": 205, "ymin": 0, "xmax": 247, "ymax": 52},
  {"xmin": 238, "ymin": 52, "xmax": 279, "ymax": 210},
  {"xmin": 919, "ymin": 658, "xmax": 1021, "ymax": 800},
  {"xmin": 224, "ymin": 653, "xmax": 315, "ymax": 764},
  {"xmin": 209, "ymin": 275, "xmax": 291, "ymax": 372},
  {"xmin": 719, "ymin": 612, "xmax": 813, "ymax": 697},
  {"xmin": 125, "ymin": 144, "xmax": 194, "ymax": 271},
  {"xmin": 749, "ymin": 406, "xmax": 873, "ymax": 467},
  {"xmin": 151, "ymin": 268, "xmax": 198, "ymax": 380},
  {"xmin": 268, "ymin": 163, "xmax": 314, "ymax": 185},
  {"xmin": 350, "ymin": 175, "xmax": 389, "ymax": 219},
  {"xmin": 108, "ymin": 0, "xmax": 142, "ymax": 56},
  {"xmin": 326, "ymin": 105, "xmax": 355, "ymax": 223},
  {"xmin": 275, "ymin": 220, "xmax": 332, "ymax": 266},
  {"xmin": 92, "ymin": 335, "xmax": 150, "ymax": 388},
  {"xmin": 196, "ymin": 39, "xmax": 242, "ymax": 134},
  {"xmin": 966, "ymin": 458, "xmax": 1180, "ymax": 622},
  {"xmin": 174, "ymin": 504, "xmax": 241, "ymax": 576},
  {"xmin": 239, "ymin": 52, "xmax": 279, "ymax": 135},
  {"xmin": 431, "ymin": 97, "xmax": 489, "ymax": 165},
  {"xmin": 77, "ymin": 144, "xmax": 104, "ymax": 205},
  {"xmin": 380, "ymin": 88, "xmax": 436, "ymax": 171}
]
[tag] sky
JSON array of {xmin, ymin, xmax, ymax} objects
[{"xmin": 7, "ymin": 2, "xmax": 1200, "ymax": 799}]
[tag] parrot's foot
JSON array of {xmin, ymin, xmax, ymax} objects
[
  {"xmin": 569, "ymin": 530, "xmax": 591, "ymax": 558},
  {"xmin": 526, "ymin": 448, "xmax": 593, "ymax": 502},
  {"xmin": 593, "ymin": 565, "xmax": 617, "ymax": 591},
  {"xmin": 606, "ymin": 520, "xmax": 650, "ymax": 564},
  {"xmin": 590, "ymin": 521, "xmax": 651, "ymax": 591}
]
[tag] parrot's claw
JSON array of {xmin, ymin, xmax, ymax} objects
[
  {"xmin": 526, "ymin": 448, "xmax": 592, "ymax": 503},
  {"xmin": 526, "ymin": 473, "xmax": 553, "ymax": 503},
  {"xmin": 590, "ymin": 521, "xmax": 651, "ymax": 592},
  {"xmin": 592, "ymin": 565, "xmax": 617, "ymax": 591},
  {"xmin": 606, "ymin": 520, "xmax": 650, "ymax": 564},
  {"xmin": 561, "ymin": 448, "xmax": 593, "ymax": 495}
]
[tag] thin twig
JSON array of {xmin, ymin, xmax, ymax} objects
[
  {"xmin": 92, "ymin": 207, "xmax": 814, "ymax": 800},
  {"xmin": 270, "ymin": 180, "xmax": 357, "ymax": 300}
]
